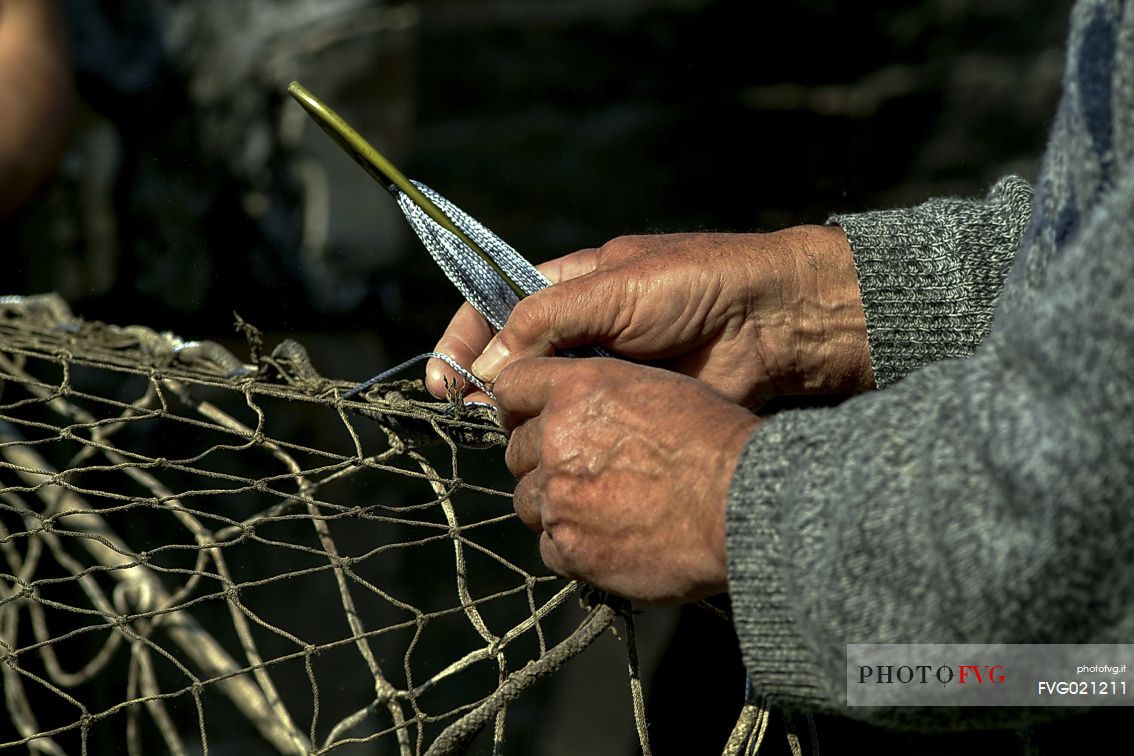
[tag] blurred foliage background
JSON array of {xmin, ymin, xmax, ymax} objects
[{"xmin": 2, "ymin": 1, "xmax": 1075, "ymax": 753}]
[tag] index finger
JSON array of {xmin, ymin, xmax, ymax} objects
[
  {"xmin": 426, "ymin": 248, "xmax": 601, "ymax": 399},
  {"xmin": 494, "ymin": 360, "xmax": 589, "ymax": 435},
  {"xmin": 493, "ymin": 356, "xmax": 575, "ymax": 431}
]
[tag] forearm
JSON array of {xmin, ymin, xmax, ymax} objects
[
  {"xmin": 728, "ymin": 166, "xmax": 1134, "ymax": 725},
  {"xmin": 828, "ymin": 176, "xmax": 1033, "ymax": 388},
  {"xmin": 0, "ymin": 0, "xmax": 72, "ymax": 216}
]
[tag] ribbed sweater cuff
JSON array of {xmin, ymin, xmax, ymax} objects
[
  {"xmin": 725, "ymin": 416, "xmax": 833, "ymax": 710},
  {"xmin": 827, "ymin": 176, "xmax": 1032, "ymax": 388}
]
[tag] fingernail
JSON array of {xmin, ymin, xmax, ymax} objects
[
  {"xmin": 424, "ymin": 356, "xmax": 449, "ymax": 396},
  {"xmin": 471, "ymin": 337, "xmax": 509, "ymax": 382}
]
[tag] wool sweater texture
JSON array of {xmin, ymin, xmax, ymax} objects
[{"xmin": 725, "ymin": 0, "xmax": 1134, "ymax": 730}]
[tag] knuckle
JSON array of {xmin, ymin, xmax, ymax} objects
[
  {"xmin": 535, "ymin": 437, "xmax": 562, "ymax": 473},
  {"xmin": 512, "ymin": 478, "xmax": 542, "ymax": 532},
  {"xmin": 544, "ymin": 475, "xmax": 579, "ymax": 510},
  {"xmin": 578, "ymin": 358, "xmax": 607, "ymax": 382},
  {"xmin": 504, "ymin": 419, "xmax": 536, "ymax": 473},
  {"xmin": 492, "ymin": 359, "xmax": 523, "ymax": 395},
  {"xmin": 544, "ymin": 527, "xmax": 586, "ymax": 578},
  {"xmin": 542, "ymin": 525, "xmax": 576, "ymax": 566},
  {"xmin": 539, "ymin": 532, "xmax": 565, "ymax": 574},
  {"xmin": 599, "ymin": 235, "xmax": 642, "ymax": 262},
  {"xmin": 507, "ymin": 295, "xmax": 552, "ymax": 342},
  {"xmin": 559, "ymin": 365, "xmax": 601, "ymax": 404},
  {"xmin": 503, "ymin": 438, "xmax": 521, "ymax": 473},
  {"xmin": 538, "ymin": 401, "xmax": 590, "ymax": 467},
  {"xmin": 538, "ymin": 422, "xmax": 565, "ymax": 466}
]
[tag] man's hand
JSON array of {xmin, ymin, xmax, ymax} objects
[
  {"xmin": 427, "ymin": 227, "xmax": 874, "ymax": 407},
  {"xmin": 495, "ymin": 357, "xmax": 760, "ymax": 604}
]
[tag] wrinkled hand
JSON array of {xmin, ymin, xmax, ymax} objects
[
  {"xmin": 495, "ymin": 357, "xmax": 760, "ymax": 604},
  {"xmin": 426, "ymin": 227, "xmax": 874, "ymax": 407}
]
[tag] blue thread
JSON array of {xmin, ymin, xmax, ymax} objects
[{"xmin": 343, "ymin": 352, "xmax": 494, "ymax": 401}]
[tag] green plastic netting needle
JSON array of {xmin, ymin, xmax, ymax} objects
[{"xmin": 287, "ymin": 81, "xmax": 527, "ymax": 300}]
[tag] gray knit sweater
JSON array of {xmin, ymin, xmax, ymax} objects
[{"xmin": 726, "ymin": 0, "xmax": 1134, "ymax": 734}]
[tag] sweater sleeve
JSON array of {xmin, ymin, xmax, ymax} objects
[
  {"xmin": 828, "ymin": 176, "xmax": 1033, "ymax": 388},
  {"xmin": 726, "ymin": 165, "xmax": 1134, "ymax": 727}
]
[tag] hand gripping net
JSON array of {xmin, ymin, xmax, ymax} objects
[
  {"xmin": 0, "ymin": 188, "xmax": 789, "ymax": 753},
  {"xmin": 387, "ymin": 172, "xmax": 795, "ymax": 755}
]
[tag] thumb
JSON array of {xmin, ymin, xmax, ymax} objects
[{"xmin": 470, "ymin": 273, "xmax": 624, "ymax": 382}]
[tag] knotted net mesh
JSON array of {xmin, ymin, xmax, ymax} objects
[{"xmin": 0, "ymin": 293, "xmax": 653, "ymax": 755}]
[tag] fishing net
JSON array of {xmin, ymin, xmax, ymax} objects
[{"xmin": 0, "ymin": 293, "xmax": 656, "ymax": 755}]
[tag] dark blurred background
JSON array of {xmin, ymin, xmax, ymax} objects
[
  {"xmin": 2, "ymin": 0, "xmax": 1075, "ymax": 753},
  {"xmin": 6, "ymin": 0, "xmax": 1073, "ymax": 351}
]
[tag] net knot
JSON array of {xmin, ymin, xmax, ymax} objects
[{"xmin": 0, "ymin": 290, "xmax": 638, "ymax": 753}]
